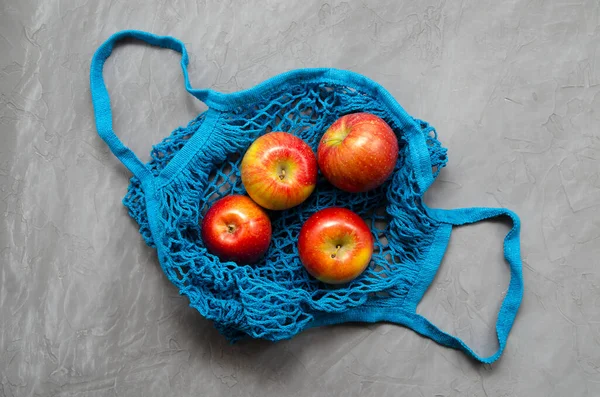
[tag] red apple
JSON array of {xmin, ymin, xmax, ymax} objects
[
  {"xmin": 317, "ymin": 113, "xmax": 399, "ymax": 193},
  {"xmin": 201, "ymin": 195, "xmax": 272, "ymax": 263},
  {"xmin": 241, "ymin": 132, "xmax": 317, "ymax": 210},
  {"xmin": 298, "ymin": 207, "xmax": 374, "ymax": 284}
]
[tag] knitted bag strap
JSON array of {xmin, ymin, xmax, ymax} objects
[
  {"xmin": 403, "ymin": 207, "xmax": 524, "ymax": 363},
  {"xmin": 89, "ymin": 30, "xmax": 213, "ymax": 182},
  {"xmin": 312, "ymin": 207, "xmax": 523, "ymax": 364}
]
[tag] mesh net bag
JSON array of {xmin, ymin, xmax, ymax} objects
[
  {"xmin": 92, "ymin": 31, "xmax": 523, "ymax": 363},
  {"xmin": 122, "ymin": 80, "xmax": 447, "ymax": 341}
]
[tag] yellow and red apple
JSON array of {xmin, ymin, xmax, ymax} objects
[
  {"xmin": 298, "ymin": 207, "xmax": 374, "ymax": 284},
  {"xmin": 241, "ymin": 132, "xmax": 317, "ymax": 210},
  {"xmin": 317, "ymin": 113, "xmax": 399, "ymax": 193},
  {"xmin": 201, "ymin": 195, "xmax": 271, "ymax": 263}
]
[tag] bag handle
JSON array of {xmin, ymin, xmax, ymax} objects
[
  {"xmin": 310, "ymin": 206, "xmax": 523, "ymax": 364},
  {"xmin": 406, "ymin": 207, "xmax": 524, "ymax": 363},
  {"xmin": 89, "ymin": 30, "xmax": 212, "ymax": 181}
]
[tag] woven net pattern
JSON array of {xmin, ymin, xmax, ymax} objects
[{"xmin": 123, "ymin": 81, "xmax": 447, "ymax": 341}]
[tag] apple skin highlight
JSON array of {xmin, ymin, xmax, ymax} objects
[
  {"xmin": 241, "ymin": 132, "xmax": 318, "ymax": 211},
  {"xmin": 201, "ymin": 195, "xmax": 272, "ymax": 264},
  {"xmin": 298, "ymin": 207, "xmax": 374, "ymax": 284},
  {"xmin": 318, "ymin": 113, "xmax": 399, "ymax": 193}
]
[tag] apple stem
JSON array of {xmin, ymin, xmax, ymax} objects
[
  {"xmin": 227, "ymin": 224, "xmax": 235, "ymax": 234},
  {"xmin": 279, "ymin": 168, "xmax": 286, "ymax": 180},
  {"xmin": 322, "ymin": 138, "xmax": 343, "ymax": 146},
  {"xmin": 331, "ymin": 245, "xmax": 342, "ymax": 259}
]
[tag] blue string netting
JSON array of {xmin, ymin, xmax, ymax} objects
[{"xmin": 123, "ymin": 81, "xmax": 448, "ymax": 341}]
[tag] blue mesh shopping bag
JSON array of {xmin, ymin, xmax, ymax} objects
[{"xmin": 90, "ymin": 30, "xmax": 524, "ymax": 363}]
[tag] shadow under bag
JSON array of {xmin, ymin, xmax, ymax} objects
[{"xmin": 90, "ymin": 30, "xmax": 524, "ymax": 364}]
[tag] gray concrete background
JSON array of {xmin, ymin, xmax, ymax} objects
[{"xmin": 2, "ymin": 0, "xmax": 600, "ymax": 396}]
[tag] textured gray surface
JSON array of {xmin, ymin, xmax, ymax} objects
[{"xmin": 2, "ymin": 0, "xmax": 600, "ymax": 396}]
